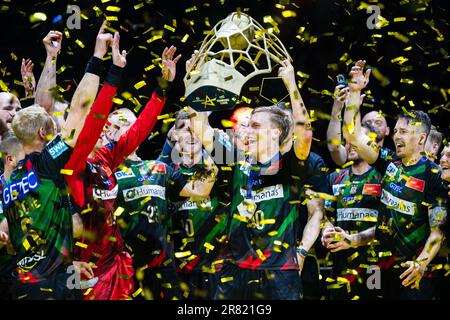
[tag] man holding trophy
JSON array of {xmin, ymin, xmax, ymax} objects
[{"xmin": 186, "ymin": 12, "xmax": 314, "ymax": 300}]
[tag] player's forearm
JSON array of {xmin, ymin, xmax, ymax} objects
[
  {"xmin": 352, "ymin": 226, "xmax": 376, "ymax": 247},
  {"xmin": 301, "ymin": 204, "xmax": 323, "ymax": 251},
  {"xmin": 287, "ymin": 82, "xmax": 312, "ymax": 160},
  {"xmin": 417, "ymin": 229, "xmax": 444, "ymax": 268},
  {"xmin": 327, "ymin": 108, "xmax": 347, "ymax": 166},
  {"xmin": 35, "ymin": 55, "xmax": 56, "ymax": 113},
  {"xmin": 343, "ymin": 92, "xmax": 378, "ymax": 164}
]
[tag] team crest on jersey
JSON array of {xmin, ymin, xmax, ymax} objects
[
  {"xmin": 332, "ymin": 184, "xmax": 345, "ymax": 196},
  {"xmin": 350, "ymin": 185, "xmax": 358, "ymax": 195},
  {"xmin": 405, "ymin": 177, "xmax": 425, "ymax": 192},
  {"xmin": 115, "ymin": 170, "xmax": 135, "ymax": 180},
  {"xmin": 386, "ymin": 163, "xmax": 399, "ymax": 178}
]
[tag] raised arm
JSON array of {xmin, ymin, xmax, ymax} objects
[
  {"xmin": 62, "ymin": 21, "xmax": 112, "ymax": 148},
  {"xmin": 278, "ymin": 60, "xmax": 312, "ymax": 160},
  {"xmin": 95, "ymin": 45, "xmax": 180, "ymax": 170},
  {"xmin": 35, "ymin": 30, "xmax": 62, "ymax": 113},
  {"xmin": 327, "ymin": 85, "xmax": 349, "ymax": 166},
  {"xmin": 64, "ymin": 32, "xmax": 126, "ymax": 209},
  {"xmin": 342, "ymin": 60, "xmax": 378, "ymax": 164}
]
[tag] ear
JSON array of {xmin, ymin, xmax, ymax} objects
[
  {"xmin": 385, "ymin": 126, "xmax": 390, "ymax": 136},
  {"xmin": 418, "ymin": 132, "xmax": 427, "ymax": 145},
  {"xmin": 38, "ymin": 127, "xmax": 46, "ymax": 140},
  {"xmin": 6, "ymin": 155, "xmax": 15, "ymax": 166}
]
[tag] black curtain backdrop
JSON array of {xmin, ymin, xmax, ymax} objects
[{"xmin": 0, "ymin": 0, "xmax": 448, "ymax": 168}]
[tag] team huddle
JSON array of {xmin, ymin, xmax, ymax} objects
[{"xmin": 0, "ymin": 21, "xmax": 448, "ymax": 300}]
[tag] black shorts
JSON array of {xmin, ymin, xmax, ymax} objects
[
  {"xmin": 178, "ymin": 272, "xmax": 219, "ymax": 300},
  {"xmin": 380, "ymin": 269, "xmax": 437, "ymax": 300},
  {"xmin": 215, "ymin": 263, "xmax": 302, "ymax": 300},
  {"xmin": 10, "ymin": 271, "xmax": 83, "ymax": 300},
  {"xmin": 134, "ymin": 267, "xmax": 181, "ymax": 300}
]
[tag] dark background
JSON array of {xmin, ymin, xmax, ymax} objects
[{"xmin": 0, "ymin": 0, "xmax": 449, "ymax": 167}]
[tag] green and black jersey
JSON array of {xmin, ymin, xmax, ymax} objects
[
  {"xmin": 228, "ymin": 149, "xmax": 307, "ymax": 270},
  {"xmin": 170, "ymin": 164, "xmax": 228, "ymax": 274},
  {"xmin": 2, "ymin": 136, "xmax": 73, "ymax": 283},
  {"xmin": 115, "ymin": 159, "xmax": 182, "ymax": 270},
  {"xmin": 374, "ymin": 156, "xmax": 447, "ymax": 262},
  {"xmin": 326, "ymin": 167, "xmax": 382, "ymax": 274}
]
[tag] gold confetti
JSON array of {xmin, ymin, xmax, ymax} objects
[
  {"xmin": 75, "ymin": 39, "xmax": 85, "ymax": 48},
  {"xmin": 29, "ymin": 12, "xmax": 47, "ymax": 23},
  {"xmin": 75, "ymin": 241, "xmax": 88, "ymax": 249},
  {"xmin": 113, "ymin": 207, "xmax": 125, "ymax": 217},
  {"xmin": 221, "ymin": 277, "xmax": 233, "ymax": 283},
  {"xmin": 60, "ymin": 169, "xmax": 73, "ymax": 176},
  {"xmin": 134, "ymin": 81, "xmax": 146, "ymax": 90},
  {"xmin": 181, "ymin": 34, "xmax": 190, "ymax": 43}
]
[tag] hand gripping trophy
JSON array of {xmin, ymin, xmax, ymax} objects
[{"xmin": 184, "ymin": 12, "xmax": 292, "ymax": 111}]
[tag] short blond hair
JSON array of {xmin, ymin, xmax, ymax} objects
[{"xmin": 12, "ymin": 105, "xmax": 53, "ymax": 145}]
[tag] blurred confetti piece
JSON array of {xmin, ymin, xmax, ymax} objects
[{"xmin": 30, "ymin": 12, "xmax": 47, "ymax": 23}]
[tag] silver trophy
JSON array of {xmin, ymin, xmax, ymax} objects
[{"xmin": 184, "ymin": 12, "xmax": 292, "ymax": 111}]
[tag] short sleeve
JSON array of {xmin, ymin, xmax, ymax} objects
[
  {"xmin": 305, "ymin": 153, "xmax": 329, "ymax": 193},
  {"xmin": 34, "ymin": 135, "xmax": 73, "ymax": 187}
]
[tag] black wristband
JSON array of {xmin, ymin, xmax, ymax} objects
[
  {"xmin": 85, "ymin": 56, "xmax": 105, "ymax": 76},
  {"xmin": 104, "ymin": 64, "xmax": 124, "ymax": 87},
  {"xmin": 154, "ymin": 80, "xmax": 172, "ymax": 98}
]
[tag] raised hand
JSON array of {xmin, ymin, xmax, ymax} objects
[
  {"xmin": 162, "ymin": 45, "xmax": 182, "ymax": 82},
  {"xmin": 111, "ymin": 32, "xmax": 127, "ymax": 68},
  {"xmin": 43, "ymin": 30, "xmax": 63, "ymax": 58},
  {"xmin": 94, "ymin": 21, "xmax": 113, "ymax": 59},
  {"xmin": 348, "ymin": 60, "xmax": 371, "ymax": 92},
  {"xmin": 278, "ymin": 59, "xmax": 296, "ymax": 89},
  {"xmin": 21, "ymin": 58, "xmax": 36, "ymax": 97},
  {"xmin": 332, "ymin": 84, "xmax": 349, "ymax": 115}
]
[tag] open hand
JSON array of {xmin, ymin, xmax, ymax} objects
[
  {"xmin": 348, "ymin": 60, "xmax": 371, "ymax": 92},
  {"xmin": 162, "ymin": 45, "xmax": 182, "ymax": 82},
  {"xmin": 21, "ymin": 58, "xmax": 36, "ymax": 96},
  {"xmin": 111, "ymin": 32, "xmax": 127, "ymax": 68}
]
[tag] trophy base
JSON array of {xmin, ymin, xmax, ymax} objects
[{"xmin": 184, "ymin": 86, "xmax": 239, "ymax": 112}]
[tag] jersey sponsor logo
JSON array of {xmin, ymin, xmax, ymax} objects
[
  {"xmin": 240, "ymin": 184, "xmax": 284, "ymax": 203},
  {"xmin": 405, "ymin": 177, "xmax": 425, "ymax": 192},
  {"xmin": 336, "ymin": 208, "xmax": 378, "ymax": 222},
  {"xmin": 114, "ymin": 170, "xmax": 135, "ymax": 180},
  {"xmin": 138, "ymin": 163, "xmax": 167, "ymax": 178},
  {"xmin": 17, "ymin": 250, "xmax": 46, "ymax": 271},
  {"xmin": 3, "ymin": 170, "xmax": 40, "ymax": 207},
  {"xmin": 92, "ymin": 185, "xmax": 118, "ymax": 200},
  {"xmin": 362, "ymin": 184, "xmax": 382, "ymax": 196},
  {"xmin": 386, "ymin": 162, "xmax": 399, "ymax": 179},
  {"xmin": 48, "ymin": 140, "xmax": 69, "ymax": 159},
  {"xmin": 180, "ymin": 197, "xmax": 212, "ymax": 211},
  {"xmin": 389, "ymin": 182, "xmax": 403, "ymax": 193},
  {"xmin": 332, "ymin": 184, "xmax": 345, "ymax": 196},
  {"xmin": 123, "ymin": 185, "xmax": 166, "ymax": 202},
  {"xmin": 381, "ymin": 189, "xmax": 416, "ymax": 216}
]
